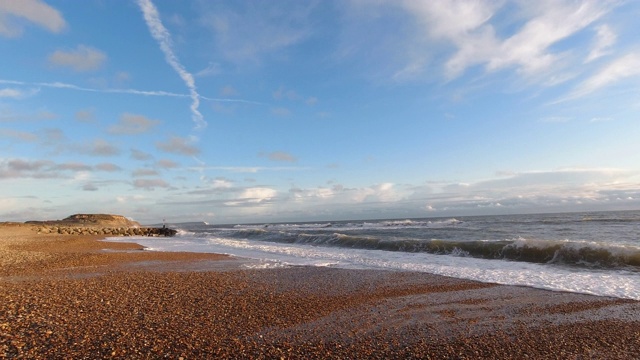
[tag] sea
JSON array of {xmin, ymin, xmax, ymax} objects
[{"xmin": 107, "ymin": 210, "xmax": 640, "ymax": 300}]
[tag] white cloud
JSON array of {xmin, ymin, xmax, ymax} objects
[
  {"xmin": 483, "ymin": 0, "xmax": 609, "ymax": 76},
  {"xmin": 95, "ymin": 163, "xmax": 122, "ymax": 172},
  {"xmin": 133, "ymin": 178, "xmax": 170, "ymax": 190},
  {"xmin": 195, "ymin": 62, "xmax": 221, "ymax": 77},
  {"xmin": 156, "ymin": 159, "xmax": 179, "ymax": 169},
  {"xmin": 0, "ymin": 88, "xmax": 22, "ymax": 98},
  {"xmin": 115, "ymin": 71, "xmax": 131, "ymax": 83},
  {"xmin": 200, "ymin": 1, "xmax": 313, "ymax": 64},
  {"xmin": 0, "ymin": 129, "xmax": 37, "ymax": 142},
  {"xmin": 131, "ymin": 149, "xmax": 153, "ymax": 161},
  {"xmin": 225, "ymin": 187, "xmax": 277, "ymax": 205},
  {"xmin": 0, "ymin": 158, "xmax": 118, "ymax": 180},
  {"xmin": 108, "ymin": 113, "xmax": 160, "ymax": 135},
  {"xmin": 347, "ymin": 182, "xmax": 400, "ymax": 203},
  {"xmin": 346, "ymin": 0, "xmax": 614, "ymax": 83},
  {"xmin": 156, "ymin": 136, "xmax": 200, "ymax": 156},
  {"xmin": 241, "ymin": 187, "xmax": 277, "ymax": 201},
  {"xmin": 116, "ymin": 195, "xmax": 146, "ymax": 203},
  {"xmin": 402, "ymin": 0, "xmax": 495, "ymax": 40},
  {"xmin": 48, "ymin": 45, "xmax": 107, "ymax": 72},
  {"xmin": 189, "ymin": 165, "xmax": 307, "ymax": 173},
  {"xmin": 273, "ymin": 86, "xmax": 300, "ymax": 101},
  {"xmin": 132, "ymin": 168, "xmax": 159, "ymax": 177},
  {"xmin": 260, "ymin": 151, "xmax": 297, "ymax": 163},
  {"xmin": 211, "ymin": 178, "xmax": 233, "ymax": 189},
  {"xmin": 561, "ymin": 52, "xmax": 640, "ymax": 101},
  {"xmin": 585, "ymin": 24, "xmax": 616, "ymax": 63},
  {"xmin": 86, "ymin": 139, "xmax": 120, "ymax": 157},
  {"xmin": 75, "ymin": 108, "xmax": 95, "ymax": 123},
  {"xmin": 55, "ymin": 162, "xmax": 92, "ymax": 172},
  {"xmin": 220, "ymin": 85, "xmax": 238, "ymax": 96},
  {"xmin": 137, "ymin": 0, "xmax": 206, "ymax": 129},
  {"xmin": 294, "ymin": 187, "xmax": 335, "ymax": 200},
  {"xmin": 0, "ymin": 0, "xmax": 66, "ymax": 37},
  {"xmin": 271, "ymin": 107, "xmax": 291, "ymax": 117},
  {"xmin": 82, "ymin": 183, "xmax": 98, "ymax": 191},
  {"xmin": 288, "ymin": 182, "xmax": 402, "ymax": 206},
  {"xmin": 130, "ymin": 165, "xmax": 640, "ymax": 223},
  {"xmin": 0, "ymin": 87, "xmax": 39, "ymax": 99},
  {"xmin": 399, "ymin": 0, "xmax": 498, "ymax": 79}
]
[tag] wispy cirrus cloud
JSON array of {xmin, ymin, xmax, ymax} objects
[
  {"xmin": 480, "ymin": 1, "xmax": 610, "ymax": 77},
  {"xmin": 195, "ymin": 62, "xmax": 221, "ymax": 77},
  {"xmin": 0, "ymin": 0, "xmax": 66, "ymax": 37},
  {"xmin": 199, "ymin": 1, "xmax": 314, "ymax": 64},
  {"xmin": 559, "ymin": 52, "xmax": 640, "ymax": 102},
  {"xmin": 137, "ymin": 0, "xmax": 205, "ymax": 129},
  {"xmin": 585, "ymin": 24, "xmax": 616, "ymax": 63},
  {"xmin": 344, "ymin": 0, "xmax": 616, "ymax": 83}
]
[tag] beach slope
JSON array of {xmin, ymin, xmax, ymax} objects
[{"xmin": 1, "ymin": 223, "xmax": 639, "ymax": 359}]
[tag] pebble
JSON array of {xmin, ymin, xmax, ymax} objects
[{"xmin": 1, "ymin": 227, "xmax": 640, "ymax": 358}]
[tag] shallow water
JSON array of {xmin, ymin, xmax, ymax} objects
[{"xmin": 107, "ymin": 211, "xmax": 640, "ymax": 299}]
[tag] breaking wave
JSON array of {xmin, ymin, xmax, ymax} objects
[{"xmin": 198, "ymin": 230, "xmax": 640, "ymax": 270}]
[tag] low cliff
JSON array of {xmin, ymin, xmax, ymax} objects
[{"xmin": 61, "ymin": 214, "xmax": 141, "ymax": 227}]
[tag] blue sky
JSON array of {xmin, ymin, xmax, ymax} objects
[{"xmin": 1, "ymin": 0, "xmax": 640, "ymax": 224}]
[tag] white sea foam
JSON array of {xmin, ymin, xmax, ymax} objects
[
  {"xmin": 105, "ymin": 235, "xmax": 640, "ymax": 300},
  {"xmin": 232, "ymin": 218, "xmax": 461, "ymax": 232}
]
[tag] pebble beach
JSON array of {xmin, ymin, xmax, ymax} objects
[{"xmin": 2, "ymin": 223, "xmax": 640, "ymax": 359}]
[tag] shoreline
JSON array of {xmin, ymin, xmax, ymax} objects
[{"xmin": 2, "ymin": 224, "xmax": 640, "ymax": 358}]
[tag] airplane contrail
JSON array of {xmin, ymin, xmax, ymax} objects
[
  {"xmin": 136, "ymin": 0, "xmax": 206, "ymax": 129},
  {"xmin": 0, "ymin": 79, "xmax": 264, "ymax": 105}
]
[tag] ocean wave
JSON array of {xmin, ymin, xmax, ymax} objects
[
  {"xmin": 230, "ymin": 218, "xmax": 462, "ymax": 231},
  {"xmin": 502, "ymin": 238, "xmax": 640, "ymax": 269},
  {"xmin": 223, "ymin": 230, "xmax": 640, "ymax": 270},
  {"xmin": 367, "ymin": 218, "xmax": 462, "ymax": 228},
  {"xmin": 175, "ymin": 229, "xmax": 196, "ymax": 236}
]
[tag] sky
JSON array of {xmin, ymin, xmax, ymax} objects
[{"xmin": 1, "ymin": 0, "xmax": 640, "ymax": 224}]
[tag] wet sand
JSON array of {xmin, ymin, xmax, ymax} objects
[{"xmin": 1, "ymin": 224, "xmax": 639, "ymax": 359}]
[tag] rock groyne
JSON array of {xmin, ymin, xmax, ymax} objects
[{"xmin": 31, "ymin": 225, "xmax": 177, "ymax": 237}]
